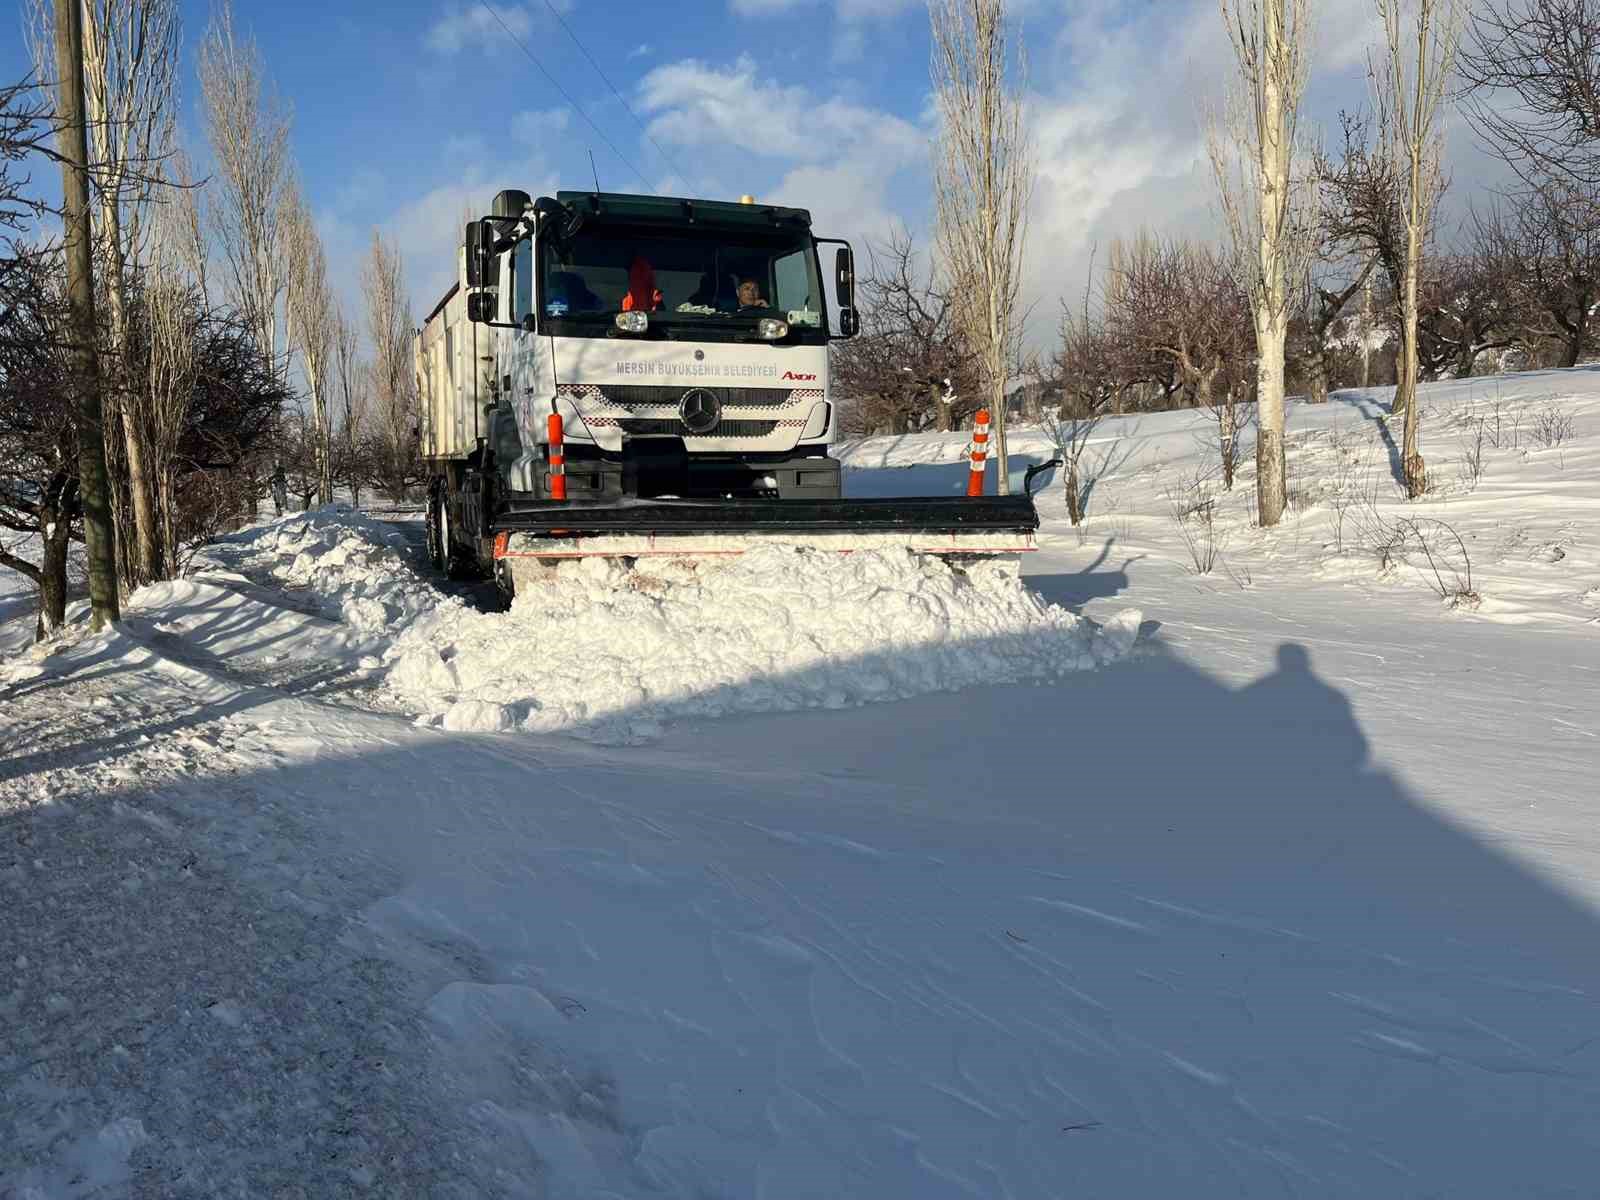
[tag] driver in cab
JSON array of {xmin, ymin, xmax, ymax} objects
[{"xmin": 736, "ymin": 277, "xmax": 769, "ymax": 310}]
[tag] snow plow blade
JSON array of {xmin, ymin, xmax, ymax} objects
[{"xmin": 492, "ymin": 496, "xmax": 1040, "ymax": 560}]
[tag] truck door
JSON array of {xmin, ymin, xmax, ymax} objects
[{"xmin": 506, "ymin": 236, "xmax": 546, "ymax": 452}]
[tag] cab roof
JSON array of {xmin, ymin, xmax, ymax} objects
[{"xmin": 552, "ymin": 191, "xmax": 813, "ymax": 231}]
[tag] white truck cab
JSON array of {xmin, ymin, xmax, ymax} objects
[{"xmin": 418, "ymin": 189, "xmax": 859, "ymax": 507}]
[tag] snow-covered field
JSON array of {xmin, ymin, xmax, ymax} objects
[{"xmin": 3, "ymin": 369, "xmax": 1599, "ymax": 1196}]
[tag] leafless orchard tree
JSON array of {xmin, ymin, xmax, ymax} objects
[
  {"xmin": 930, "ymin": 0, "xmax": 1033, "ymax": 495},
  {"xmin": 1211, "ymin": 0, "xmax": 1315, "ymax": 526},
  {"xmin": 1295, "ymin": 254, "xmax": 1378, "ymax": 404},
  {"xmin": 1099, "ymin": 233, "xmax": 1186, "ymax": 412},
  {"xmin": 1053, "ymin": 303, "xmax": 1122, "ymax": 420},
  {"xmin": 831, "ymin": 229, "xmax": 979, "ymax": 435},
  {"xmin": 1109, "ymin": 237, "xmax": 1255, "ymax": 489},
  {"xmin": 1460, "ymin": 0, "xmax": 1600, "ymax": 187},
  {"xmin": 1481, "ymin": 183, "xmax": 1600, "ymax": 366},
  {"xmin": 1037, "ymin": 254, "xmax": 1113, "ymax": 524},
  {"xmin": 283, "ymin": 178, "xmax": 334, "ymax": 503},
  {"xmin": 198, "ymin": 0, "xmax": 290, "ymax": 380},
  {"xmin": 363, "ymin": 229, "xmax": 418, "ymax": 502},
  {"xmin": 1374, "ymin": 0, "xmax": 1464, "ymax": 498},
  {"xmin": 1414, "ymin": 242, "xmax": 1525, "ymax": 377}
]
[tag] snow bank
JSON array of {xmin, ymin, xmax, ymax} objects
[
  {"xmin": 214, "ymin": 508, "xmax": 438, "ymax": 640},
  {"xmin": 386, "ymin": 545, "xmax": 1140, "ymax": 743}
]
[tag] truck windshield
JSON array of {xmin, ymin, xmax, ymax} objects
[{"xmin": 539, "ymin": 223, "xmax": 826, "ymax": 339}]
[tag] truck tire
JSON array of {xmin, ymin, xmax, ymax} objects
[
  {"xmin": 437, "ymin": 490, "xmax": 473, "ymax": 581},
  {"xmin": 425, "ymin": 481, "xmax": 446, "ymax": 572},
  {"xmin": 493, "ymin": 558, "xmax": 516, "ymax": 612}
]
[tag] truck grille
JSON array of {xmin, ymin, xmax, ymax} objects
[
  {"xmin": 613, "ymin": 417, "xmax": 785, "ymax": 438},
  {"xmin": 561, "ymin": 385, "xmax": 818, "ymax": 410}
]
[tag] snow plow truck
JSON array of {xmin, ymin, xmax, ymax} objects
[{"xmin": 414, "ymin": 188, "xmax": 1043, "ymax": 604}]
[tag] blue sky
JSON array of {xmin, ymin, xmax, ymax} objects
[{"xmin": 5, "ymin": 0, "xmax": 1506, "ymax": 342}]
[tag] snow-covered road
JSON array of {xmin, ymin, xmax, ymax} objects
[{"xmin": 5, "ymin": 372, "xmax": 1600, "ymax": 1196}]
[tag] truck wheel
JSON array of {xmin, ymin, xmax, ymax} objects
[
  {"xmin": 438, "ymin": 494, "xmax": 472, "ymax": 581},
  {"xmin": 493, "ymin": 558, "xmax": 516, "ymax": 612},
  {"xmin": 426, "ymin": 483, "xmax": 446, "ymax": 572}
]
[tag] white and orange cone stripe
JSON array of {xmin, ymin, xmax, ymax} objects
[
  {"xmin": 967, "ymin": 408, "xmax": 990, "ymax": 497},
  {"xmin": 547, "ymin": 411, "xmax": 567, "ymax": 501}
]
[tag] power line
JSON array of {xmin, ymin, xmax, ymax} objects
[
  {"xmin": 473, "ymin": 1, "xmax": 652, "ymax": 193},
  {"xmin": 535, "ymin": 0, "xmax": 694, "ymax": 190}
]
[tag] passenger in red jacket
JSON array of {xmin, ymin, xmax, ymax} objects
[{"xmin": 622, "ymin": 256, "xmax": 663, "ymax": 312}]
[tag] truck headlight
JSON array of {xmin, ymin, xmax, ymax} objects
[
  {"xmin": 615, "ymin": 311, "xmax": 648, "ymax": 334},
  {"xmin": 757, "ymin": 317, "xmax": 790, "ymax": 341}
]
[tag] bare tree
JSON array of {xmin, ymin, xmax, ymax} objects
[
  {"xmin": 144, "ymin": 187, "xmax": 199, "ymax": 573},
  {"xmin": 30, "ymin": 0, "xmax": 181, "ymax": 587},
  {"xmin": 363, "ymin": 229, "xmax": 418, "ymax": 502},
  {"xmin": 1316, "ymin": 112, "xmax": 1408, "ymax": 296},
  {"xmin": 283, "ymin": 178, "xmax": 333, "ymax": 503},
  {"xmin": 1, "ymin": 76, "xmax": 51, "ymax": 322},
  {"xmin": 930, "ymin": 0, "xmax": 1033, "ymax": 494},
  {"xmin": 198, "ymin": 0, "xmax": 289, "ymax": 379},
  {"xmin": 1475, "ymin": 183, "xmax": 1600, "ymax": 367},
  {"xmin": 1100, "ymin": 232, "xmax": 1186, "ymax": 412},
  {"xmin": 1414, "ymin": 244, "xmax": 1524, "ymax": 377},
  {"xmin": 166, "ymin": 147, "xmax": 210, "ymax": 305},
  {"xmin": 1294, "ymin": 255, "xmax": 1378, "ymax": 403},
  {"xmin": 1212, "ymin": 0, "xmax": 1315, "ymax": 525},
  {"xmin": 1109, "ymin": 237, "xmax": 1255, "ymax": 487},
  {"xmin": 1039, "ymin": 304, "xmax": 1108, "ymax": 527},
  {"xmin": 0, "ymin": 249, "xmax": 81, "ymax": 639},
  {"xmin": 1460, "ymin": 0, "xmax": 1600, "ymax": 187},
  {"xmin": 832, "ymin": 229, "xmax": 979, "ymax": 435},
  {"xmin": 1375, "ymin": 0, "xmax": 1464, "ymax": 498},
  {"xmin": 332, "ymin": 307, "xmax": 366, "ymax": 505},
  {"xmin": 51, "ymin": 0, "xmax": 120, "ymax": 626}
]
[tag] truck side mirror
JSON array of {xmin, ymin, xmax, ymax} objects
[
  {"xmin": 464, "ymin": 220, "xmax": 499, "ymax": 288},
  {"xmin": 464, "ymin": 220, "xmax": 500, "ymax": 325},
  {"xmin": 834, "ymin": 245, "xmax": 858, "ymax": 339}
]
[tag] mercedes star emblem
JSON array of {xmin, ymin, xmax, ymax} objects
[{"xmin": 679, "ymin": 388, "xmax": 722, "ymax": 434}]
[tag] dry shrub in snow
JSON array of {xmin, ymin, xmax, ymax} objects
[
  {"xmin": 1352, "ymin": 500, "xmax": 1480, "ymax": 606},
  {"xmin": 1458, "ymin": 416, "xmax": 1488, "ymax": 488},
  {"xmin": 1163, "ymin": 466, "xmax": 1224, "ymax": 575},
  {"xmin": 1530, "ymin": 405, "xmax": 1576, "ymax": 448}
]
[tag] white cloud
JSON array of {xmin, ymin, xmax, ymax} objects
[
  {"xmin": 384, "ymin": 164, "xmax": 559, "ymax": 311},
  {"xmin": 834, "ymin": 0, "xmax": 919, "ymax": 19},
  {"xmin": 633, "ymin": 55, "xmax": 927, "ymax": 254},
  {"xmin": 627, "ymin": 43, "xmax": 654, "ymax": 61},
  {"xmin": 730, "ymin": 0, "xmax": 814, "ymax": 12},
  {"xmin": 638, "ymin": 56, "xmax": 922, "ymax": 165},
  {"xmin": 510, "ymin": 107, "xmax": 571, "ymax": 145},
  {"xmin": 318, "ymin": 160, "xmax": 557, "ymax": 334},
  {"xmin": 424, "ymin": 3, "xmax": 533, "ymax": 54}
]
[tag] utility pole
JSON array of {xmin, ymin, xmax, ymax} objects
[{"xmin": 52, "ymin": 0, "xmax": 119, "ymax": 628}]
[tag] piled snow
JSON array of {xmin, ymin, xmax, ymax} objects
[
  {"xmin": 210, "ymin": 507, "xmax": 439, "ymax": 640},
  {"xmin": 386, "ymin": 546, "xmax": 1141, "ymax": 742}
]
